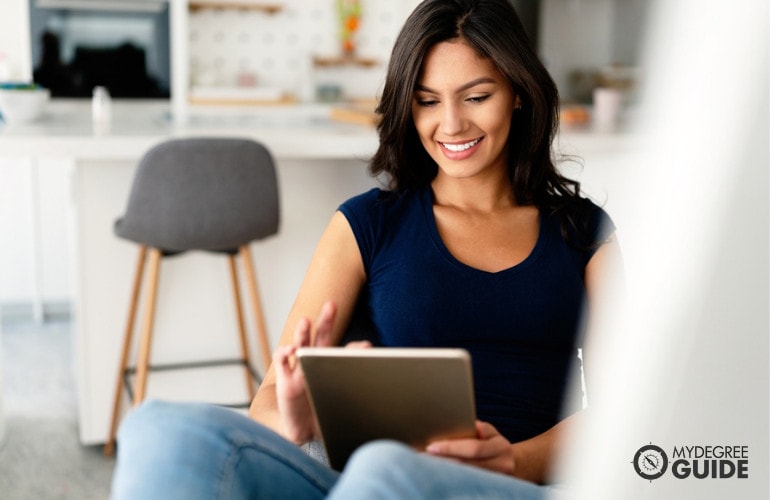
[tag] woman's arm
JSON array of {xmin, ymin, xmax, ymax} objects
[
  {"xmin": 248, "ymin": 211, "xmax": 366, "ymax": 441},
  {"xmin": 515, "ymin": 231, "xmax": 625, "ymax": 482},
  {"xmin": 581, "ymin": 231, "xmax": 625, "ymax": 396},
  {"xmin": 427, "ymin": 233, "xmax": 625, "ymax": 484}
]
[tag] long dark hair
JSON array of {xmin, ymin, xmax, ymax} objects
[{"xmin": 371, "ymin": 0, "xmax": 590, "ymax": 239}]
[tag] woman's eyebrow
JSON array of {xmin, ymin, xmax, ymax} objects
[{"xmin": 414, "ymin": 77, "xmax": 497, "ymax": 94}]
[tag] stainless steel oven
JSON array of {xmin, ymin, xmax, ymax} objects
[{"xmin": 29, "ymin": 0, "xmax": 171, "ymax": 98}]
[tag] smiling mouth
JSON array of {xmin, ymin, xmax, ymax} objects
[{"xmin": 439, "ymin": 137, "xmax": 482, "ymax": 152}]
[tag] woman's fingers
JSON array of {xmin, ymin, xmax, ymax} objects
[
  {"xmin": 425, "ymin": 420, "xmax": 514, "ymax": 475},
  {"xmin": 280, "ymin": 302, "xmax": 338, "ymax": 383},
  {"xmin": 272, "ymin": 303, "xmax": 341, "ymax": 445},
  {"xmin": 344, "ymin": 340, "xmax": 372, "ymax": 349},
  {"xmin": 273, "ymin": 345, "xmax": 301, "ymax": 387},
  {"xmin": 273, "ymin": 345, "xmax": 294, "ymax": 374},
  {"xmin": 475, "ymin": 420, "xmax": 498, "ymax": 439},
  {"xmin": 313, "ymin": 301, "xmax": 337, "ymax": 347},
  {"xmin": 292, "ymin": 317, "xmax": 312, "ymax": 347},
  {"xmin": 426, "ymin": 421, "xmax": 508, "ymax": 459},
  {"xmin": 289, "ymin": 300, "xmax": 338, "ymax": 350}
]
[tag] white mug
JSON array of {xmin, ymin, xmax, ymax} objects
[{"xmin": 592, "ymin": 87, "xmax": 623, "ymax": 132}]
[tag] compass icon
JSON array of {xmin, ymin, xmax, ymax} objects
[{"xmin": 633, "ymin": 444, "xmax": 668, "ymax": 480}]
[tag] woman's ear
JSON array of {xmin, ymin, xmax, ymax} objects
[{"xmin": 514, "ymin": 95, "xmax": 522, "ymax": 110}]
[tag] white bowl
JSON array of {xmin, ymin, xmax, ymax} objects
[{"xmin": 0, "ymin": 87, "xmax": 50, "ymax": 124}]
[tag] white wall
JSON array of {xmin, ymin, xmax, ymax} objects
[
  {"xmin": 540, "ymin": 0, "xmax": 649, "ymax": 102},
  {"xmin": 0, "ymin": 159, "xmax": 37, "ymax": 303},
  {"xmin": 540, "ymin": 0, "xmax": 614, "ymax": 97},
  {"xmin": 0, "ymin": 158, "xmax": 73, "ymax": 309},
  {"xmin": 0, "ymin": 0, "xmax": 32, "ymax": 80}
]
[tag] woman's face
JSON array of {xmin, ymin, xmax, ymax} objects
[{"xmin": 412, "ymin": 39, "xmax": 519, "ymax": 182}]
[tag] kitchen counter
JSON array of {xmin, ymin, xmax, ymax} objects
[
  {"xmin": 0, "ymin": 99, "xmax": 635, "ymax": 158},
  {"xmin": 0, "ymin": 100, "xmax": 380, "ymax": 160},
  {"xmin": 0, "ymin": 99, "xmax": 636, "ymax": 445}
]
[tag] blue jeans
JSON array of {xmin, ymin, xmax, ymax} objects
[
  {"xmin": 330, "ymin": 441, "xmax": 548, "ymax": 500},
  {"xmin": 111, "ymin": 400, "xmax": 551, "ymax": 499}
]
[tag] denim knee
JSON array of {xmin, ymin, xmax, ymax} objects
[
  {"xmin": 118, "ymin": 399, "xmax": 208, "ymax": 446},
  {"xmin": 332, "ymin": 440, "xmax": 548, "ymax": 500},
  {"xmin": 117, "ymin": 399, "xmax": 159, "ymax": 444},
  {"xmin": 118, "ymin": 399, "xmax": 173, "ymax": 436},
  {"xmin": 328, "ymin": 441, "xmax": 426, "ymax": 499},
  {"xmin": 346, "ymin": 440, "xmax": 417, "ymax": 474},
  {"xmin": 114, "ymin": 400, "xmax": 340, "ymax": 500}
]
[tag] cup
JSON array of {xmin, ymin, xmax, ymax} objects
[
  {"xmin": 92, "ymin": 86, "xmax": 112, "ymax": 124},
  {"xmin": 592, "ymin": 87, "xmax": 623, "ymax": 132}
]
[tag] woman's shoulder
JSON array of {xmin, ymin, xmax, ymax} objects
[
  {"xmin": 547, "ymin": 195, "xmax": 613, "ymax": 228},
  {"xmin": 570, "ymin": 196, "xmax": 613, "ymax": 227},
  {"xmin": 339, "ymin": 187, "xmax": 389, "ymax": 210},
  {"xmin": 339, "ymin": 187, "xmax": 423, "ymax": 217},
  {"xmin": 544, "ymin": 195, "xmax": 616, "ymax": 261},
  {"xmin": 337, "ymin": 187, "xmax": 425, "ymax": 269}
]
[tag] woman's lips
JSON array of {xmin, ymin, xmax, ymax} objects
[{"xmin": 438, "ymin": 137, "xmax": 483, "ymax": 159}]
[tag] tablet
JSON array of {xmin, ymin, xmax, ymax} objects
[{"xmin": 296, "ymin": 347, "xmax": 477, "ymax": 470}]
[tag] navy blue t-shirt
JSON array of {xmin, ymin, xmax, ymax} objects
[{"xmin": 338, "ymin": 186, "xmax": 614, "ymax": 443}]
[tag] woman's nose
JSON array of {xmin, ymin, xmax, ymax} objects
[{"xmin": 440, "ymin": 103, "xmax": 465, "ymax": 136}]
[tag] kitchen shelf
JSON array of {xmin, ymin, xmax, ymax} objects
[
  {"xmin": 313, "ymin": 55, "xmax": 379, "ymax": 68},
  {"xmin": 330, "ymin": 100, "xmax": 379, "ymax": 127},
  {"xmin": 188, "ymin": 1, "xmax": 284, "ymax": 14}
]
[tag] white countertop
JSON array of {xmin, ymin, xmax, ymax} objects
[
  {"xmin": 0, "ymin": 100, "xmax": 381, "ymax": 160},
  {"xmin": 0, "ymin": 99, "xmax": 635, "ymax": 161}
]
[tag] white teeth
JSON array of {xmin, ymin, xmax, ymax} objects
[{"xmin": 441, "ymin": 138, "xmax": 480, "ymax": 152}]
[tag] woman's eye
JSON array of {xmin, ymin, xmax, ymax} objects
[
  {"xmin": 467, "ymin": 94, "xmax": 490, "ymax": 104},
  {"xmin": 416, "ymin": 98, "xmax": 438, "ymax": 107}
]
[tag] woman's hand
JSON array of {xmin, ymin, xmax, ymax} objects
[
  {"xmin": 425, "ymin": 420, "xmax": 516, "ymax": 476},
  {"xmin": 273, "ymin": 301, "xmax": 337, "ymax": 444}
]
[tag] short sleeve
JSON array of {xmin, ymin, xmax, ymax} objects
[
  {"xmin": 584, "ymin": 201, "xmax": 616, "ymax": 264},
  {"xmin": 337, "ymin": 188, "xmax": 385, "ymax": 276}
]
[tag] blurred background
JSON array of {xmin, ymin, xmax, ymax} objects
[{"xmin": 0, "ymin": 1, "xmax": 767, "ymax": 499}]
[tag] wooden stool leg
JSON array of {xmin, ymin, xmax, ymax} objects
[
  {"xmin": 104, "ymin": 246, "xmax": 147, "ymax": 456},
  {"xmin": 239, "ymin": 245, "xmax": 272, "ymax": 371},
  {"xmin": 133, "ymin": 248, "xmax": 162, "ymax": 405},
  {"xmin": 229, "ymin": 254, "xmax": 256, "ymax": 399}
]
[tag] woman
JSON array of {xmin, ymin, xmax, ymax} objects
[{"xmin": 111, "ymin": 0, "xmax": 621, "ymax": 498}]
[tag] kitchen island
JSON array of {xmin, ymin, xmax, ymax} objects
[{"xmin": 0, "ymin": 99, "xmax": 635, "ymax": 445}]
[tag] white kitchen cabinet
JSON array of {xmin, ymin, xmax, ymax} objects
[{"xmin": 0, "ymin": 156, "xmax": 73, "ymax": 320}]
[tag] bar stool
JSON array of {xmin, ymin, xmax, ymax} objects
[{"xmin": 104, "ymin": 137, "xmax": 279, "ymax": 455}]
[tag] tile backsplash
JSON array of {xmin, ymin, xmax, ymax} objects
[{"xmin": 188, "ymin": 0, "xmax": 420, "ymax": 101}]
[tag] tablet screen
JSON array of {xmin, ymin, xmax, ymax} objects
[{"xmin": 297, "ymin": 347, "xmax": 477, "ymax": 470}]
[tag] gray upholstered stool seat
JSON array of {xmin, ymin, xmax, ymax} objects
[
  {"xmin": 113, "ymin": 138, "xmax": 279, "ymax": 253},
  {"xmin": 105, "ymin": 137, "xmax": 280, "ymax": 455}
]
